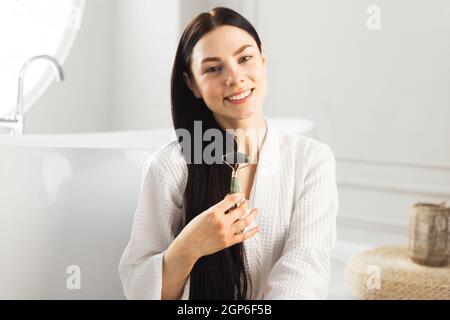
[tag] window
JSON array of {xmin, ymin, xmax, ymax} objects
[{"xmin": 0, "ymin": 0, "xmax": 85, "ymax": 118}]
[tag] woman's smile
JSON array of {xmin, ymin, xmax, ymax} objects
[{"xmin": 225, "ymin": 88, "xmax": 255, "ymax": 105}]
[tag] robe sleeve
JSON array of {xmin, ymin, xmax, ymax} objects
[
  {"xmin": 118, "ymin": 147, "xmax": 190, "ymax": 300},
  {"xmin": 263, "ymin": 142, "xmax": 339, "ymax": 299}
]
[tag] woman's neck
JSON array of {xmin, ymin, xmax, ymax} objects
[{"xmin": 215, "ymin": 113, "xmax": 267, "ymax": 164}]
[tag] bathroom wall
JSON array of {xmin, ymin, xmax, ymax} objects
[
  {"xmin": 109, "ymin": 0, "xmax": 180, "ymax": 131},
  {"xmin": 257, "ymin": 0, "xmax": 450, "ymax": 234}
]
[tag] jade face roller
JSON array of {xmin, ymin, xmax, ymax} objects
[{"xmin": 222, "ymin": 151, "xmax": 250, "ymax": 212}]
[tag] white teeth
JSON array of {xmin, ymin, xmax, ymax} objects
[{"xmin": 227, "ymin": 89, "xmax": 251, "ymax": 101}]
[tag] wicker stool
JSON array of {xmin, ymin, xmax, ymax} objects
[{"xmin": 345, "ymin": 246, "xmax": 450, "ymax": 300}]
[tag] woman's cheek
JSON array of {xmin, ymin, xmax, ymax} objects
[
  {"xmin": 199, "ymin": 81, "xmax": 212, "ymax": 99},
  {"xmin": 204, "ymin": 83, "xmax": 223, "ymax": 106},
  {"xmin": 250, "ymin": 64, "xmax": 265, "ymax": 81}
]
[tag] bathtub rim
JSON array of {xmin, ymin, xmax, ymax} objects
[{"xmin": 0, "ymin": 118, "xmax": 316, "ymax": 149}]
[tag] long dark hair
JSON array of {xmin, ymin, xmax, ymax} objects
[{"xmin": 170, "ymin": 7, "xmax": 263, "ymax": 299}]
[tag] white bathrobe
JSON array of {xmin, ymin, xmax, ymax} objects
[{"xmin": 118, "ymin": 117, "xmax": 339, "ymax": 300}]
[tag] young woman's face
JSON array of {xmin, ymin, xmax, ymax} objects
[{"xmin": 185, "ymin": 25, "xmax": 267, "ymax": 123}]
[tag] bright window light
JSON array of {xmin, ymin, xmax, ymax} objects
[{"xmin": 0, "ymin": 0, "xmax": 84, "ymax": 118}]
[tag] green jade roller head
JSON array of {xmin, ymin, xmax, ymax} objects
[{"xmin": 222, "ymin": 151, "xmax": 250, "ymax": 212}]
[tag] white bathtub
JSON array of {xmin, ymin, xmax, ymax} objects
[
  {"xmin": 0, "ymin": 131, "xmax": 171, "ymax": 299},
  {"xmin": 0, "ymin": 118, "xmax": 318, "ymax": 299}
]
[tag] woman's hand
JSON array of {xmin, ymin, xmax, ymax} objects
[{"xmin": 173, "ymin": 192, "xmax": 261, "ymax": 263}]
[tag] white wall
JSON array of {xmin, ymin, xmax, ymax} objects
[
  {"xmin": 257, "ymin": 0, "xmax": 450, "ymax": 234},
  {"xmin": 110, "ymin": 0, "xmax": 180, "ymax": 130}
]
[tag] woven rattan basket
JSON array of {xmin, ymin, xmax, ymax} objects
[
  {"xmin": 408, "ymin": 202, "xmax": 450, "ymax": 267},
  {"xmin": 345, "ymin": 246, "xmax": 450, "ymax": 300}
]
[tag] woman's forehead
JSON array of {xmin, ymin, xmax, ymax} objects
[{"xmin": 192, "ymin": 26, "xmax": 256, "ymax": 62}]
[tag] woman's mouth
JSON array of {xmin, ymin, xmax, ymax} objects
[{"xmin": 225, "ymin": 88, "xmax": 254, "ymax": 105}]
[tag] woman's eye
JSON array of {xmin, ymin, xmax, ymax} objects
[
  {"xmin": 240, "ymin": 56, "xmax": 252, "ymax": 63},
  {"xmin": 205, "ymin": 56, "xmax": 252, "ymax": 74},
  {"xmin": 206, "ymin": 66, "xmax": 222, "ymax": 73}
]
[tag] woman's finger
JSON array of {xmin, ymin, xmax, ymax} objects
[
  {"xmin": 232, "ymin": 208, "xmax": 258, "ymax": 231},
  {"xmin": 226, "ymin": 199, "xmax": 250, "ymax": 222},
  {"xmin": 214, "ymin": 192, "xmax": 245, "ymax": 213},
  {"xmin": 235, "ymin": 226, "xmax": 261, "ymax": 243}
]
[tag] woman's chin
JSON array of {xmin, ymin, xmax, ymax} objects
[
  {"xmin": 224, "ymin": 102, "xmax": 259, "ymax": 117},
  {"xmin": 230, "ymin": 107, "xmax": 257, "ymax": 119}
]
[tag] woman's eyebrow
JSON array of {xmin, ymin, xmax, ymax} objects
[{"xmin": 201, "ymin": 44, "xmax": 253, "ymax": 64}]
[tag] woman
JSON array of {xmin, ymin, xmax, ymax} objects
[{"xmin": 118, "ymin": 7, "xmax": 338, "ymax": 300}]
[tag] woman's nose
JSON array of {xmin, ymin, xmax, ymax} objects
[{"xmin": 225, "ymin": 67, "xmax": 245, "ymax": 87}]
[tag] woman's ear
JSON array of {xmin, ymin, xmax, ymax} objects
[
  {"xmin": 260, "ymin": 44, "xmax": 267, "ymax": 69},
  {"xmin": 183, "ymin": 72, "xmax": 202, "ymax": 99}
]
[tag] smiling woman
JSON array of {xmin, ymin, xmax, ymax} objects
[
  {"xmin": 0, "ymin": 0, "xmax": 85, "ymax": 118},
  {"xmin": 118, "ymin": 6, "xmax": 338, "ymax": 301},
  {"xmin": 119, "ymin": 7, "xmax": 338, "ymax": 300}
]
